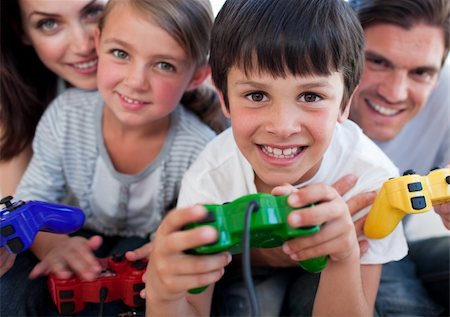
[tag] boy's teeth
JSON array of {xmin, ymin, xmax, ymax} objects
[
  {"xmin": 73, "ymin": 59, "xmax": 98, "ymax": 69},
  {"xmin": 262, "ymin": 145, "xmax": 299, "ymax": 158},
  {"xmin": 367, "ymin": 100, "xmax": 401, "ymax": 116}
]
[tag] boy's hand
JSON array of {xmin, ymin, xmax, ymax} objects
[
  {"xmin": 0, "ymin": 247, "xmax": 15, "ymax": 277},
  {"xmin": 29, "ymin": 235, "xmax": 103, "ymax": 280},
  {"xmin": 282, "ymin": 183, "xmax": 359, "ymax": 263},
  {"xmin": 146, "ymin": 205, "xmax": 231, "ymax": 303},
  {"xmin": 125, "ymin": 241, "xmax": 154, "ymax": 262}
]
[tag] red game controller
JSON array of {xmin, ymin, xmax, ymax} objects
[{"xmin": 48, "ymin": 255, "xmax": 147, "ymax": 315}]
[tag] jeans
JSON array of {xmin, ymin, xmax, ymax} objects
[
  {"xmin": 375, "ymin": 236, "xmax": 449, "ymax": 317},
  {"xmin": 0, "ymin": 230, "xmax": 147, "ymax": 317},
  {"xmin": 211, "ymin": 266, "xmax": 320, "ymax": 316}
]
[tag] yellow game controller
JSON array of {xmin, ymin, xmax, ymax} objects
[{"xmin": 364, "ymin": 168, "xmax": 450, "ymax": 239}]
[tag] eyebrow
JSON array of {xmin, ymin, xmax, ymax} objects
[
  {"xmin": 365, "ymin": 50, "xmax": 440, "ymax": 74},
  {"xmin": 28, "ymin": 0, "xmax": 97, "ymax": 19},
  {"xmin": 234, "ymin": 80, "xmax": 335, "ymax": 90}
]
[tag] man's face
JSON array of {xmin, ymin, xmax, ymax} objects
[{"xmin": 350, "ymin": 23, "xmax": 445, "ymax": 142}]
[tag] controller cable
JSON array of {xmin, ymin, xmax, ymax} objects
[
  {"xmin": 98, "ymin": 287, "xmax": 108, "ymax": 317},
  {"xmin": 242, "ymin": 200, "xmax": 260, "ymax": 317}
]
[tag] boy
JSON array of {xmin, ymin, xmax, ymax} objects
[{"xmin": 145, "ymin": 0, "xmax": 408, "ymax": 315}]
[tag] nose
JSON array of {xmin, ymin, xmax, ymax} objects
[
  {"xmin": 125, "ymin": 63, "xmax": 150, "ymax": 91},
  {"xmin": 377, "ymin": 70, "xmax": 409, "ymax": 103},
  {"xmin": 70, "ymin": 24, "xmax": 95, "ymax": 56},
  {"xmin": 265, "ymin": 103, "xmax": 301, "ymax": 138}
]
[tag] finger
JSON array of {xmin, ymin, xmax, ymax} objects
[
  {"xmin": 126, "ymin": 242, "xmax": 153, "ymax": 261},
  {"xmin": 140, "ymin": 288, "xmax": 147, "ymax": 299},
  {"xmin": 0, "ymin": 251, "xmax": 15, "ymax": 277},
  {"xmin": 29, "ymin": 261, "xmax": 51, "ymax": 279},
  {"xmin": 161, "ymin": 253, "xmax": 231, "ymax": 276},
  {"xmin": 287, "ymin": 198, "xmax": 345, "ymax": 228},
  {"xmin": 332, "ymin": 174, "xmax": 357, "ymax": 196},
  {"xmin": 288, "ymin": 183, "xmax": 339, "ymax": 209},
  {"xmin": 347, "ymin": 191, "xmax": 377, "ymax": 217},
  {"xmin": 158, "ymin": 205, "xmax": 208, "ymax": 236},
  {"xmin": 163, "ymin": 226, "xmax": 218, "ymax": 254},
  {"xmin": 63, "ymin": 247, "xmax": 101, "ymax": 281},
  {"xmin": 353, "ymin": 215, "xmax": 366, "ymax": 237},
  {"xmin": 272, "ymin": 184, "xmax": 298, "ymax": 196},
  {"xmin": 358, "ymin": 239, "xmax": 369, "ymax": 256},
  {"xmin": 87, "ymin": 235, "xmax": 103, "ymax": 251}
]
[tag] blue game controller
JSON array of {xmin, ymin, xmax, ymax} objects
[{"xmin": 0, "ymin": 196, "xmax": 85, "ymax": 254}]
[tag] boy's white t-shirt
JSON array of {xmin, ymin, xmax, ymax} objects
[{"xmin": 178, "ymin": 120, "xmax": 408, "ymax": 264}]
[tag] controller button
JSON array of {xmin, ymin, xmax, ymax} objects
[
  {"xmin": 60, "ymin": 302, "xmax": 75, "ymax": 315},
  {"xmin": 407, "ymin": 182, "xmax": 423, "ymax": 192},
  {"xmin": 133, "ymin": 283, "xmax": 145, "ymax": 292},
  {"xmin": 0, "ymin": 225, "xmax": 15, "ymax": 237},
  {"xmin": 446, "ymin": 176, "xmax": 450, "ymax": 185},
  {"xmin": 59, "ymin": 290, "xmax": 74, "ymax": 299},
  {"xmin": 403, "ymin": 169, "xmax": 416, "ymax": 175},
  {"xmin": 131, "ymin": 260, "xmax": 147, "ymax": 270},
  {"xmin": 411, "ymin": 196, "xmax": 427, "ymax": 210},
  {"xmin": 197, "ymin": 211, "xmax": 216, "ymax": 224},
  {"xmin": 133, "ymin": 295, "xmax": 145, "ymax": 306},
  {"xmin": 7, "ymin": 238, "xmax": 24, "ymax": 253}
]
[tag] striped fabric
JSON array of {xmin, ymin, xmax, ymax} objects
[{"xmin": 16, "ymin": 88, "xmax": 215, "ymax": 237}]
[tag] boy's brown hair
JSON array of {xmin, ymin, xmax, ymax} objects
[{"xmin": 210, "ymin": 0, "xmax": 365, "ymax": 112}]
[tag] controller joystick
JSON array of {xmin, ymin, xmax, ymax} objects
[
  {"xmin": 364, "ymin": 168, "xmax": 450, "ymax": 239},
  {"xmin": 48, "ymin": 256, "xmax": 148, "ymax": 315},
  {"xmin": 184, "ymin": 193, "xmax": 328, "ymax": 293},
  {"xmin": 0, "ymin": 196, "xmax": 85, "ymax": 254}
]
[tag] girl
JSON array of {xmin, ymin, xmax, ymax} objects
[
  {"xmin": 1, "ymin": 0, "xmax": 224, "ymax": 315},
  {"xmin": 0, "ymin": 0, "xmax": 106, "ymax": 279}
]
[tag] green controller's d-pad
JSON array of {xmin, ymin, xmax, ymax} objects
[{"xmin": 185, "ymin": 193, "xmax": 328, "ymax": 273}]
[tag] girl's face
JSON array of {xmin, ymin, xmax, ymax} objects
[
  {"xmin": 95, "ymin": 4, "xmax": 208, "ymax": 130},
  {"xmin": 19, "ymin": 0, "xmax": 107, "ymax": 90},
  {"xmin": 220, "ymin": 67, "xmax": 349, "ymax": 193}
]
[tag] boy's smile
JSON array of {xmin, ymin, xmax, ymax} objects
[{"xmin": 220, "ymin": 67, "xmax": 349, "ymax": 193}]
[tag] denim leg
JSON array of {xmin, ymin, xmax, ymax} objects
[
  {"xmin": 0, "ymin": 250, "xmax": 53, "ymax": 317},
  {"xmin": 281, "ymin": 269, "xmax": 320, "ymax": 317},
  {"xmin": 211, "ymin": 266, "xmax": 291, "ymax": 316},
  {"xmin": 409, "ymin": 237, "xmax": 449, "ymax": 315},
  {"xmin": 375, "ymin": 257, "xmax": 444, "ymax": 317}
]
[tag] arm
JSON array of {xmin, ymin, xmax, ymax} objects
[
  {"xmin": 146, "ymin": 205, "xmax": 231, "ymax": 317},
  {"xmin": 0, "ymin": 146, "xmax": 32, "ymax": 197},
  {"xmin": 282, "ymin": 183, "xmax": 374, "ymax": 316}
]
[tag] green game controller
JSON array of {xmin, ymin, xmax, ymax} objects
[{"xmin": 185, "ymin": 193, "xmax": 328, "ymax": 293}]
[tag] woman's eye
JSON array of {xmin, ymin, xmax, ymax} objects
[
  {"xmin": 37, "ymin": 19, "xmax": 58, "ymax": 31},
  {"xmin": 246, "ymin": 92, "xmax": 266, "ymax": 102},
  {"xmin": 300, "ymin": 93, "xmax": 320, "ymax": 103},
  {"xmin": 157, "ymin": 62, "xmax": 176, "ymax": 72},
  {"xmin": 85, "ymin": 6, "xmax": 104, "ymax": 20},
  {"xmin": 112, "ymin": 50, "xmax": 128, "ymax": 59}
]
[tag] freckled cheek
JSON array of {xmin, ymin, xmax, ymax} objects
[{"xmin": 153, "ymin": 80, "xmax": 188, "ymax": 108}]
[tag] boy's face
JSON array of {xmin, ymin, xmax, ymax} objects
[
  {"xmin": 220, "ymin": 67, "xmax": 349, "ymax": 193},
  {"xmin": 350, "ymin": 23, "xmax": 444, "ymax": 142}
]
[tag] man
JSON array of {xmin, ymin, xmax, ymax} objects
[{"xmin": 348, "ymin": 0, "xmax": 450, "ymax": 315}]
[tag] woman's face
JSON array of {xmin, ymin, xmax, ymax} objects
[{"xmin": 19, "ymin": 0, "xmax": 107, "ymax": 90}]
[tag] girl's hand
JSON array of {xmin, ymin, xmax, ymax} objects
[
  {"xmin": 29, "ymin": 235, "xmax": 103, "ymax": 280},
  {"xmin": 282, "ymin": 183, "xmax": 359, "ymax": 263},
  {"xmin": 146, "ymin": 205, "xmax": 231, "ymax": 304},
  {"xmin": 125, "ymin": 241, "xmax": 153, "ymax": 262},
  {"xmin": 0, "ymin": 247, "xmax": 15, "ymax": 277}
]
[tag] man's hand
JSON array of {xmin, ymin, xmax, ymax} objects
[
  {"xmin": 332, "ymin": 174, "xmax": 377, "ymax": 254},
  {"xmin": 434, "ymin": 163, "xmax": 450, "ymax": 229}
]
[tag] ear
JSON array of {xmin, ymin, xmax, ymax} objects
[
  {"xmin": 211, "ymin": 80, "xmax": 231, "ymax": 119},
  {"xmin": 186, "ymin": 64, "xmax": 211, "ymax": 91},
  {"xmin": 337, "ymin": 85, "xmax": 358, "ymax": 123},
  {"xmin": 94, "ymin": 27, "xmax": 101, "ymax": 55}
]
